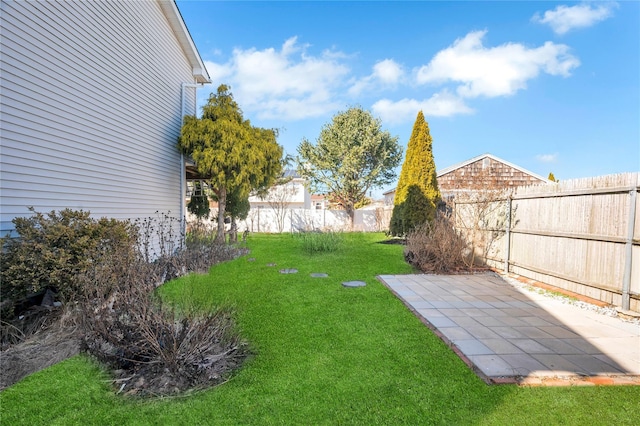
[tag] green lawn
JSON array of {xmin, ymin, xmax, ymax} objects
[{"xmin": 1, "ymin": 233, "xmax": 638, "ymax": 425}]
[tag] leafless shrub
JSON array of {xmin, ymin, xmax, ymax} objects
[
  {"xmin": 404, "ymin": 214, "xmax": 472, "ymax": 273},
  {"xmin": 79, "ymin": 212, "xmax": 248, "ymax": 396},
  {"xmin": 79, "ymin": 226, "xmax": 248, "ymax": 396},
  {"xmin": 135, "ymin": 213, "xmax": 246, "ymax": 284},
  {"xmin": 445, "ymin": 166, "xmax": 516, "ymax": 268},
  {"xmin": 1, "ymin": 210, "xmax": 248, "ymax": 394}
]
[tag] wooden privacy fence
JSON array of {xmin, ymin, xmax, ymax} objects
[{"xmin": 452, "ymin": 172, "xmax": 640, "ymax": 313}]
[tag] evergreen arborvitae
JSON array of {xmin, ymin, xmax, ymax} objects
[{"xmin": 389, "ymin": 111, "xmax": 441, "ymax": 236}]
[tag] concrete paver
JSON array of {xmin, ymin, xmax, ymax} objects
[{"xmin": 378, "ymin": 272, "xmax": 640, "ymax": 386}]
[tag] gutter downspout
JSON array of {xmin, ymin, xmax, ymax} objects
[{"xmin": 180, "ymin": 82, "xmax": 203, "ymax": 240}]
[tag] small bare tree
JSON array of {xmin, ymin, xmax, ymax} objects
[
  {"xmin": 246, "ymin": 207, "xmax": 259, "ymax": 232},
  {"xmin": 266, "ymin": 181, "xmax": 298, "ymax": 233},
  {"xmin": 450, "ymin": 168, "xmax": 513, "ymax": 268},
  {"xmin": 374, "ymin": 207, "xmax": 391, "ymax": 232}
]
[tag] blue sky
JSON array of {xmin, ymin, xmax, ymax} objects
[{"xmin": 176, "ymin": 1, "xmax": 639, "ymax": 195}]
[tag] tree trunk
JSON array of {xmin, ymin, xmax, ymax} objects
[
  {"xmin": 216, "ymin": 187, "xmax": 227, "ymax": 243},
  {"xmin": 346, "ymin": 202, "xmax": 355, "ymax": 230},
  {"xmin": 230, "ymin": 217, "xmax": 238, "ymax": 243}
]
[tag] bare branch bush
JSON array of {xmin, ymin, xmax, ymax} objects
[
  {"xmin": 81, "ymin": 263, "xmax": 247, "ymax": 396},
  {"xmin": 404, "ymin": 212, "xmax": 471, "ymax": 273},
  {"xmin": 80, "ymin": 214, "xmax": 248, "ymax": 396},
  {"xmin": 1, "ymin": 209, "xmax": 248, "ymax": 394}
]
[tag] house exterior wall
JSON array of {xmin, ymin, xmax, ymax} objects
[
  {"xmin": 247, "ymin": 178, "xmax": 311, "ymax": 210},
  {"xmin": 0, "ymin": 0, "xmax": 201, "ymax": 236},
  {"xmin": 383, "ymin": 191, "xmax": 395, "ymax": 206},
  {"xmin": 381, "ymin": 155, "xmax": 548, "ymax": 205},
  {"xmin": 438, "ymin": 157, "xmax": 546, "ymax": 192}
]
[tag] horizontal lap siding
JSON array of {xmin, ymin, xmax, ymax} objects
[{"xmin": 1, "ymin": 0, "xmax": 197, "ymax": 233}]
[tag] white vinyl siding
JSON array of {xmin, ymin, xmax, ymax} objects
[{"xmin": 0, "ymin": 0, "xmax": 199, "ymax": 235}]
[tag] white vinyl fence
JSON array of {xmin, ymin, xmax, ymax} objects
[
  {"xmin": 186, "ymin": 206, "xmax": 393, "ymax": 234},
  {"xmin": 238, "ymin": 206, "xmax": 392, "ymax": 233}
]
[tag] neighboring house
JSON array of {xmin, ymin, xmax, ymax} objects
[
  {"xmin": 0, "ymin": 1, "xmax": 210, "ymax": 237},
  {"xmin": 383, "ymin": 189, "xmax": 395, "ymax": 206},
  {"xmin": 311, "ymin": 194, "xmax": 329, "ymax": 210},
  {"xmin": 437, "ymin": 153, "xmax": 550, "ymax": 197},
  {"xmin": 247, "ymin": 170, "xmax": 312, "ymax": 210},
  {"xmin": 185, "ymin": 171, "xmax": 312, "ymax": 223},
  {"xmin": 383, "ymin": 153, "xmax": 550, "ymax": 203}
]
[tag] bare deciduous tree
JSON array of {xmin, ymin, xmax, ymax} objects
[
  {"xmin": 265, "ymin": 181, "xmax": 298, "ymax": 233},
  {"xmin": 449, "ymin": 168, "xmax": 513, "ymax": 268}
]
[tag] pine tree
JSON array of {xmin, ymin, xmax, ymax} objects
[{"xmin": 389, "ymin": 111, "xmax": 441, "ymax": 236}]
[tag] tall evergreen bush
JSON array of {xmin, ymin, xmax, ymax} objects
[{"xmin": 389, "ymin": 111, "xmax": 441, "ymax": 236}]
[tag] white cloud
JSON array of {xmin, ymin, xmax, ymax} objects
[
  {"xmin": 373, "ymin": 59, "xmax": 404, "ymax": 84},
  {"xmin": 372, "ymin": 90, "xmax": 474, "ymax": 124},
  {"xmin": 415, "ymin": 30, "xmax": 580, "ymax": 98},
  {"xmin": 532, "ymin": 3, "xmax": 617, "ymax": 35},
  {"xmin": 204, "ymin": 37, "xmax": 350, "ymax": 120},
  {"xmin": 536, "ymin": 153, "xmax": 558, "ymax": 163},
  {"xmin": 203, "ymin": 60, "xmax": 232, "ymax": 82},
  {"xmin": 348, "ymin": 59, "xmax": 404, "ymax": 96},
  {"xmin": 201, "ymin": 30, "xmax": 581, "ymax": 125}
]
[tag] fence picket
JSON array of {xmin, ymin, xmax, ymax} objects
[{"xmin": 453, "ymin": 172, "xmax": 640, "ymax": 313}]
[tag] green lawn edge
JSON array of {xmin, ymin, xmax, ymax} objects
[{"xmin": 2, "ymin": 233, "xmax": 638, "ymax": 425}]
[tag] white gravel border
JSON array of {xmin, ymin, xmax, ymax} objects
[{"xmin": 499, "ymin": 273, "xmax": 640, "ymax": 325}]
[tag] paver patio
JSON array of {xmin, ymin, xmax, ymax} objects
[{"xmin": 378, "ymin": 272, "xmax": 640, "ymax": 386}]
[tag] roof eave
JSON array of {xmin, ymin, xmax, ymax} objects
[
  {"xmin": 158, "ymin": 1, "xmax": 211, "ymax": 84},
  {"xmin": 437, "ymin": 153, "xmax": 550, "ymax": 183}
]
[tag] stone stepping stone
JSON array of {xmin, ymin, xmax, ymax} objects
[
  {"xmin": 247, "ymin": 257, "xmax": 256, "ymax": 262},
  {"xmin": 266, "ymin": 263, "xmax": 277, "ymax": 267},
  {"xmin": 279, "ymin": 268, "xmax": 298, "ymax": 274},
  {"xmin": 310, "ymin": 273, "xmax": 328, "ymax": 278},
  {"xmin": 342, "ymin": 280, "xmax": 366, "ymax": 288}
]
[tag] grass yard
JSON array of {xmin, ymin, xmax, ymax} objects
[{"xmin": 1, "ymin": 232, "xmax": 639, "ymax": 425}]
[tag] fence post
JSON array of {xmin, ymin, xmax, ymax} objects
[
  {"xmin": 504, "ymin": 196, "xmax": 512, "ymax": 273},
  {"xmin": 622, "ymin": 187, "xmax": 637, "ymax": 311}
]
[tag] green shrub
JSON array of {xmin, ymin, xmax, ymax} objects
[
  {"xmin": 296, "ymin": 231, "xmax": 344, "ymax": 254},
  {"xmin": 187, "ymin": 182, "xmax": 211, "ymax": 219},
  {"xmin": 0, "ymin": 208, "xmax": 136, "ymax": 309}
]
